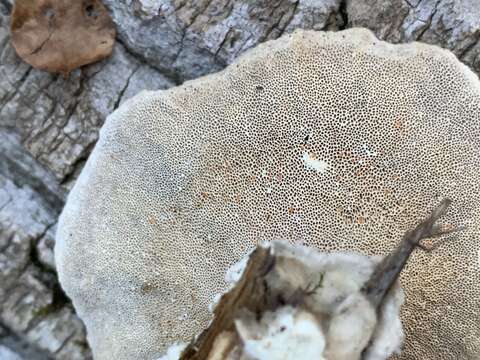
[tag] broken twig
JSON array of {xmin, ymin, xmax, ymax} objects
[{"xmin": 362, "ymin": 198, "xmax": 463, "ymax": 309}]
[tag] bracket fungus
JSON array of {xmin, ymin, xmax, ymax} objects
[
  {"xmin": 56, "ymin": 28, "xmax": 480, "ymax": 359},
  {"xmin": 11, "ymin": 0, "xmax": 115, "ymax": 75}
]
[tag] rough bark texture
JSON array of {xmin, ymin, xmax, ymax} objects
[{"xmin": 0, "ymin": 0, "xmax": 479, "ymax": 358}]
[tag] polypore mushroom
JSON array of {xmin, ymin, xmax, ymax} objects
[{"xmin": 55, "ymin": 28, "xmax": 480, "ymax": 359}]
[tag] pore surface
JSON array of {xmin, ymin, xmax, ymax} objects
[{"xmin": 56, "ymin": 29, "xmax": 480, "ymax": 359}]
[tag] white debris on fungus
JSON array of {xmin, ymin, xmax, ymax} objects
[
  {"xmin": 302, "ymin": 151, "xmax": 329, "ymax": 173},
  {"xmin": 56, "ymin": 28, "xmax": 480, "ymax": 360}
]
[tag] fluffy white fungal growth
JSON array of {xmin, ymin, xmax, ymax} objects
[
  {"xmin": 237, "ymin": 307, "xmax": 327, "ymax": 360},
  {"xmin": 363, "ymin": 287, "xmax": 405, "ymax": 360},
  {"xmin": 56, "ymin": 28, "xmax": 480, "ymax": 360},
  {"xmin": 324, "ymin": 293, "xmax": 376, "ymax": 360},
  {"xmin": 267, "ymin": 241, "xmax": 404, "ymax": 360},
  {"xmin": 182, "ymin": 241, "xmax": 404, "ymax": 360}
]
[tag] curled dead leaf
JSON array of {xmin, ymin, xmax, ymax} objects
[{"xmin": 11, "ymin": 0, "xmax": 116, "ymax": 75}]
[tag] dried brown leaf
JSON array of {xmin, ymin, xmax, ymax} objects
[{"xmin": 11, "ymin": 0, "xmax": 116, "ymax": 75}]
